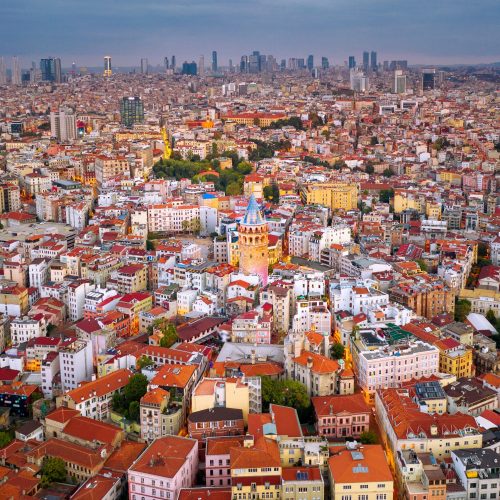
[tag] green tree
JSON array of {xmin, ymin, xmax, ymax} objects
[
  {"xmin": 370, "ymin": 136, "xmax": 378, "ymax": 146},
  {"xmin": 160, "ymin": 323, "xmax": 179, "ymax": 347},
  {"xmin": 379, "ymin": 189, "xmax": 394, "ymax": 203},
  {"xmin": 136, "ymin": 355, "xmax": 154, "ymax": 370},
  {"xmin": 226, "ymin": 181, "xmax": 242, "ymax": 195},
  {"xmin": 416, "ymin": 259, "xmax": 428, "ymax": 272},
  {"xmin": 40, "ymin": 457, "xmax": 66, "ymax": 487},
  {"xmin": 382, "ymin": 168, "xmax": 394, "ymax": 177},
  {"xmin": 365, "ymin": 163, "xmax": 374, "ymax": 174},
  {"xmin": 455, "ymin": 299, "xmax": 471, "ymax": 322},
  {"xmin": 128, "ymin": 401, "xmax": 140, "ymax": 421},
  {"xmin": 0, "ymin": 430, "xmax": 13, "ymax": 448},
  {"xmin": 486, "ymin": 309, "xmax": 497, "ymax": 327},
  {"xmin": 478, "ymin": 242, "xmax": 489, "ymax": 258},
  {"xmin": 123, "ymin": 374, "xmax": 148, "ymax": 407},
  {"xmin": 261, "ymin": 377, "xmax": 311, "ymax": 419},
  {"xmin": 146, "ymin": 240, "xmax": 155, "ymax": 251},
  {"xmin": 359, "ymin": 431, "xmax": 378, "ymax": 444},
  {"xmin": 330, "ymin": 343, "xmax": 345, "ymax": 360}
]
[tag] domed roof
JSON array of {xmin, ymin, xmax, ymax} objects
[{"xmin": 242, "ymin": 194, "xmax": 265, "ymax": 226}]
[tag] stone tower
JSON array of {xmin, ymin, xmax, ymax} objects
[{"xmin": 239, "ymin": 194, "xmax": 269, "ymax": 286}]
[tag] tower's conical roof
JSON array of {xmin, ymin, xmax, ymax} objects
[{"xmin": 242, "ymin": 194, "xmax": 265, "ymax": 226}]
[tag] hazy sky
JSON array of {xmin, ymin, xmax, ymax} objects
[{"xmin": 2, "ymin": 0, "xmax": 499, "ymax": 67}]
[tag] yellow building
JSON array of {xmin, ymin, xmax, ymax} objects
[
  {"xmin": 328, "ymin": 445, "xmax": 394, "ymax": 500},
  {"xmin": 393, "ymin": 189, "xmax": 425, "ymax": 214},
  {"xmin": 191, "ymin": 378, "xmax": 251, "ymax": 423},
  {"xmin": 230, "ymin": 436, "xmax": 282, "ymax": 500},
  {"xmin": 221, "ymin": 112, "xmax": 286, "ymax": 127},
  {"xmin": 426, "ymin": 201, "xmax": 442, "ymax": 220},
  {"xmin": 300, "ymin": 182, "xmax": 358, "ymax": 211},
  {"xmin": 435, "ymin": 339, "xmax": 473, "ymax": 378}
]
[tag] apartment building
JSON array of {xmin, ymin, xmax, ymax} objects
[
  {"xmin": 58, "ymin": 368, "xmax": 132, "ymax": 420},
  {"xmin": 59, "ymin": 338, "xmax": 93, "ymax": 392},
  {"xmin": 128, "ymin": 436, "xmax": 198, "ymax": 500}
]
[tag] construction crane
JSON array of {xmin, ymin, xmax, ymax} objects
[{"xmin": 161, "ymin": 127, "xmax": 172, "ymax": 161}]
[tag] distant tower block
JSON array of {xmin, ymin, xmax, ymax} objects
[
  {"xmin": 104, "ymin": 56, "xmax": 112, "ymax": 77},
  {"xmin": 238, "ymin": 194, "xmax": 269, "ymax": 286}
]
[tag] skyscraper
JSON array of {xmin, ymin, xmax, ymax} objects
[
  {"xmin": 212, "ymin": 51, "xmax": 218, "ymax": 72},
  {"xmin": 50, "ymin": 108, "xmax": 77, "ymax": 141},
  {"xmin": 393, "ymin": 70, "xmax": 407, "ymax": 93},
  {"xmin": 321, "ymin": 57, "xmax": 329, "ymax": 70},
  {"xmin": 120, "ymin": 97, "xmax": 144, "ymax": 127},
  {"xmin": 171, "ymin": 55, "xmax": 176, "ymax": 70},
  {"xmin": 40, "ymin": 57, "xmax": 62, "ymax": 83},
  {"xmin": 240, "ymin": 56, "xmax": 248, "ymax": 73},
  {"xmin": 198, "ymin": 55, "xmax": 205, "ymax": 76},
  {"xmin": 181, "ymin": 61, "xmax": 197, "ymax": 76},
  {"xmin": 104, "ymin": 56, "xmax": 112, "ymax": 77},
  {"xmin": 307, "ymin": 55, "xmax": 314, "ymax": 71},
  {"xmin": 348, "ymin": 56, "xmax": 356, "ymax": 69},
  {"xmin": 0, "ymin": 58, "xmax": 6, "ymax": 85},
  {"xmin": 11, "ymin": 57, "xmax": 21, "ymax": 85},
  {"xmin": 164, "ymin": 57, "xmax": 169, "ymax": 70},
  {"xmin": 238, "ymin": 194, "xmax": 269, "ymax": 287},
  {"xmin": 362, "ymin": 51, "xmax": 369, "ymax": 71},
  {"xmin": 422, "ymin": 68, "xmax": 436, "ymax": 91},
  {"xmin": 370, "ymin": 51, "xmax": 377, "ymax": 71},
  {"xmin": 140, "ymin": 58, "xmax": 149, "ymax": 74}
]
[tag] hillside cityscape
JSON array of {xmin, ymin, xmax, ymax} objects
[{"xmin": 0, "ymin": 38, "xmax": 499, "ymax": 500}]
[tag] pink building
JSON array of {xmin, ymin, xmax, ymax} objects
[
  {"xmin": 312, "ymin": 393, "xmax": 371, "ymax": 439},
  {"xmin": 205, "ymin": 436, "xmax": 245, "ymax": 487},
  {"xmin": 128, "ymin": 436, "xmax": 198, "ymax": 500}
]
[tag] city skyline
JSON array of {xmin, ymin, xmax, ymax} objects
[{"xmin": 2, "ymin": 0, "xmax": 499, "ymax": 66}]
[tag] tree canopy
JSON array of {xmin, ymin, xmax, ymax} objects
[
  {"xmin": 261, "ymin": 377, "xmax": 311, "ymax": 420},
  {"xmin": 40, "ymin": 457, "xmax": 66, "ymax": 488},
  {"xmin": 0, "ymin": 430, "xmax": 13, "ymax": 448},
  {"xmin": 112, "ymin": 373, "xmax": 148, "ymax": 421},
  {"xmin": 454, "ymin": 298, "xmax": 471, "ymax": 322},
  {"xmin": 359, "ymin": 431, "xmax": 378, "ymax": 444},
  {"xmin": 330, "ymin": 343, "xmax": 345, "ymax": 360}
]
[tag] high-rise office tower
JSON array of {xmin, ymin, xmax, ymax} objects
[
  {"xmin": 364, "ymin": 53, "xmax": 370, "ymax": 70},
  {"xmin": 120, "ymin": 97, "xmax": 144, "ymax": 127},
  {"xmin": 181, "ymin": 61, "xmax": 197, "ymax": 75},
  {"xmin": 140, "ymin": 58, "xmax": 148, "ymax": 74},
  {"xmin": 240, "ymin": 56, "xmax": 248, "ymax": 73},
  {"xmin": 422, "ymin": 68, "xmax": 436, "ymax": 91},
  {"xmin": 164, "ymin": 57, "xmax": 169, "ymax": 70},
  {"xmin": 350, "ymin": 69, "xmax": 368, "ymax": 92},
  {"xmin": 307, "ymin": 55, "xmax": 314, "ymax": 71},
  {"xmin": 104, "ymin": 56, "xmax": 112, "ymax": 77},
  {"xmin": 198, "ymin": 55, "xmax": 205, "ymax": 76},
  {"xmin": 248, "ymin": 53, "xmax": 260, "ymax": 73},
  {"xmin": 280, "ymin": 59, "xmax": 286, "ymax": 71},
  {"xmin": 229, "ymin": 59, "xmax": 233, "ymax": 72},
  {"xmin": 40, "ymin": 57, "xmax": 62, "ymax": 83},
  {"xmin": 348, "ymin": 56, "xmax": 356, "ymax": 69},
  {"xmin": 212, "ymin": 51, "xmax": 217, "ymax": 72},
  {"xmin": 11, "ymin": 57, "xmax": 21, "ymax": 85},
  {"xmin": 298, "ymin": 58, "xmax": 306, "ymax": 69},
  {"xmin": 321, "ymin": 57, "xmax": 329, "ymax": 70},
  {"xmin": 50, "ymin": 107, "xmax": 77, "ymax": 141},
  {"xmin": 0, "ymin": 58, "xmax": 6, "ymax": 85},
  {"xmin": 171, "ymin": 55, "xmax": 176, "ymax": 70},
  {"xmin": 393, "ymin": 70, "xmax": 407, "ymax": 94},
  {"xmin": 370, "ymin": 51, "xmax": 377, "ymax": 71}
]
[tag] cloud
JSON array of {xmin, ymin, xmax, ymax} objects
[{"xmin": 1, "ymin": 0, "xmax": 499, "ymax": 66}]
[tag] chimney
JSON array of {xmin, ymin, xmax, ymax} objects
[{"xmin": 307, "ymin": 357, "xmax": 313, "ymax": 369}]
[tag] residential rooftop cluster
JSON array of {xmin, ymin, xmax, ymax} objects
[{"xmin": 0, "ymin": 57, "xmax": 498, "ymax": 499}]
